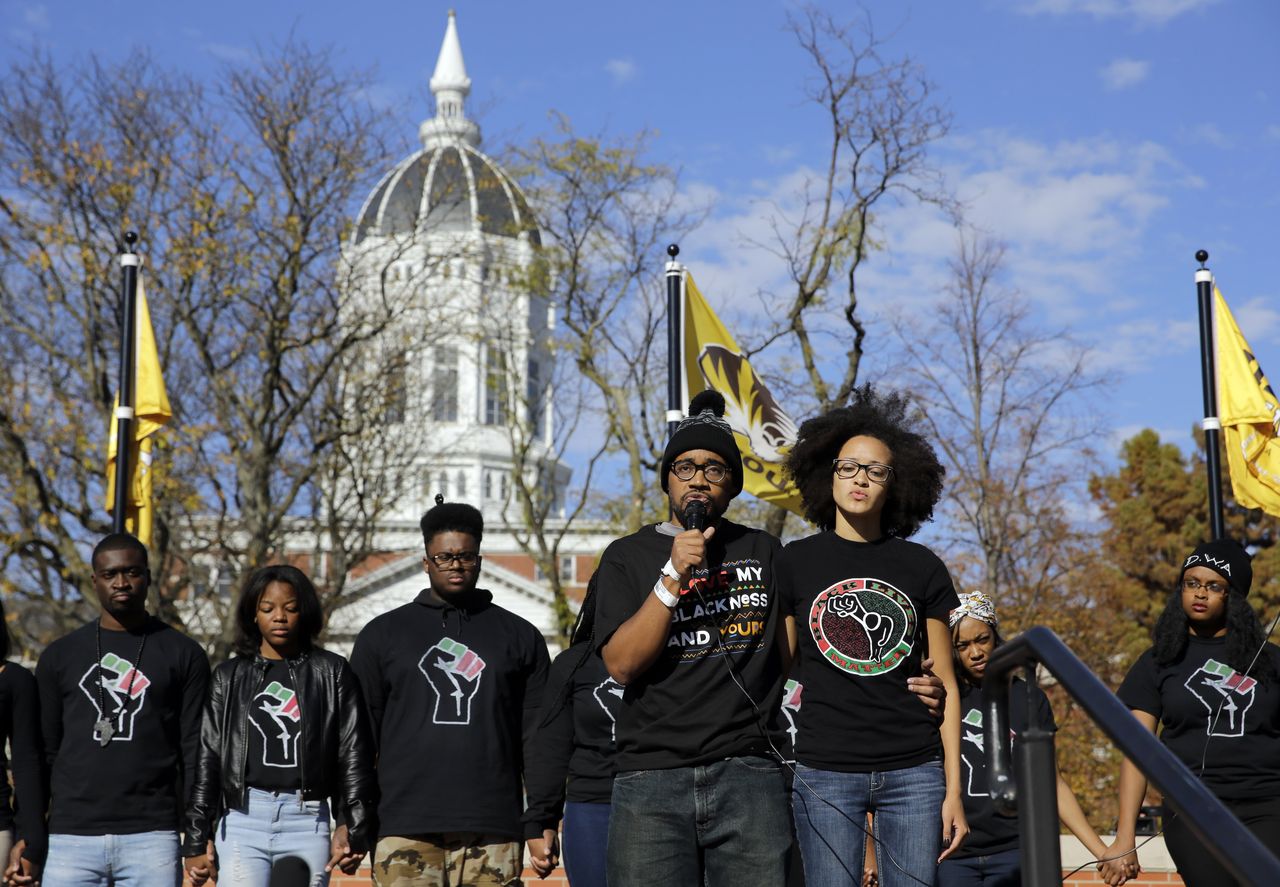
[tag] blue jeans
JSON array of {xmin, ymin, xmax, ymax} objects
[
  {"xmin": 563, "ymin": 801, "xmax": 610, "ymax": 887},
  {"xmin": 43, "ymin": 831, "xmax": 181, "ymax": 887},
  {"xmin": 215, "ymin": 788, "xmax": 332, "ymax": 887},
  {"xmin": 607, "ymin": 756, "xmax": 791, "ymax": 886},
  {"xmin": 935, "ymin": 847, "xmax": 1021, "ymax": 886},
  {"xmin": 791, "ymin": 761, "xmax": 945, "ymax": 887}
]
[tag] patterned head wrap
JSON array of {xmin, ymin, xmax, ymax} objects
[{"xmin": 949, "ymin": 590, "xmax": 998, "ymax": 629}]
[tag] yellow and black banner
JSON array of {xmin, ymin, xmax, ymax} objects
[
  {"xmin": 105, "ymin": 274, "xmax": 172, "ymax": 546},
  {"xmin": 1215, "ymin": 286, "xmax": 1280, "ymax": 517},
  {"xmin": 680, "ymin": 272, "xmax": 804, "ymax": 516}
]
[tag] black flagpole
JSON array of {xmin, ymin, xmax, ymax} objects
[
  {"xmin": 1195, "ymin": 248, "xmax": 1226, "ymax": 540},
  {"xmin": 666, "ymin": 243, "xmax": 683, "ymax": 437},
  {"xmin": 112, "ymin": 231, "xmax": 140, "ymax": 533}
]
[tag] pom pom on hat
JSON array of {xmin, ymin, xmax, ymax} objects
[{"xmin": 660, "ymin": 390, "xmax": 744, "ymax": 496}]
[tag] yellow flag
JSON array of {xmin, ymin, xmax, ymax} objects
[
  {"xmin": 681, "ymin": 272, "xmax": 805, "ymax": 516},
  {"xmin": 1215, "ymin": 287, "xmax": 1280, "ymax": 516},
  {"xmin": 105, "ymin": 274, "xmax": 172, "ymax": 546}
]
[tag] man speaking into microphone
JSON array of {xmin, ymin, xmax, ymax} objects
[{"xmin": 595, "ymin": 391, "xmax": 795, "ymax": 885}]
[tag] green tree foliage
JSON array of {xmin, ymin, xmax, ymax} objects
[{"xmin": 1061, "ymin": 428, "xmax": 1280, "ymax": 827}]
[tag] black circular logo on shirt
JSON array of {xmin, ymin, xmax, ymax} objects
[{"xmin": 808, "ymin": 578, "xmax": 915, "ymax": 676}]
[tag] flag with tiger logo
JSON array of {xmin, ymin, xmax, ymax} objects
[{"xmin": 680, "ymin": 272, "xmax": 804, "ymax": 516}]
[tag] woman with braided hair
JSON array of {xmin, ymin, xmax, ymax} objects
[{"xmin": 523, "ymin": 573, "xmax": 622, "ymax": 886}]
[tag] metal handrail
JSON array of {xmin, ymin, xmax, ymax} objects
[{"xmin": 983, "ymin": 626, "xmax": 1280, "ymax": 886}]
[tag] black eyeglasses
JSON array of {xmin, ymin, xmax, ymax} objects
[
  {"xmin": 670, "ymin": 460, "xmax": 731, "ymax": 485},
  {"xmin": 1182, "ymin": 577, "xmax": 1228, "ymax": 595},
  {"xmin": 832, "ymin": 459, "xmax": 894, "ymax": 484},
  {"xmin": 428, "ymin": 551, "xmax": 480, "ymax": 568}
]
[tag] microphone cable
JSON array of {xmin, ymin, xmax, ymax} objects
[{"xmin": 686, "ymin": 573, "xmax": 937, "ymax": 887}]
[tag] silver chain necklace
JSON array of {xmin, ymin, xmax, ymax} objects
[{"xmin": 93, "ymin": 620, "xmax": 148, "ymax": 748}]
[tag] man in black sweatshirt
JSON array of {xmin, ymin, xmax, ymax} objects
[
  {"xmin": 351, "ymin": 501, "xmax": 550, "ymax": 887},
  {"xmin": 31, "ymin": 533, "xmax": 209, "ymax": 887}
]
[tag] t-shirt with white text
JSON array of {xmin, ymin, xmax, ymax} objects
[{"xmin": 593, "ymin": 521, "xmax": 788, "ymax": 771}]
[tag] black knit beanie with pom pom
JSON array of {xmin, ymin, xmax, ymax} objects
[{"xmin": 660, "ymin": 390, "xmax": 743, "ymax": 497}]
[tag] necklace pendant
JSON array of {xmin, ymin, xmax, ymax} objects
[{"xmin": 95, "ymin": 719, "xmax": 115, "ymax": 746}]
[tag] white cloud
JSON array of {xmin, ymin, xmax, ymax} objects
[
  {"xmin": 1187, "ymin": 122, "xmax": 1232, "ymax": 148},
  {"xmin": 604, "ymin": 58, "xmax": 637, "ymax": 85},
  {"xmin": 6, "ymin": 2, "xmax": 49, "ymax": 40},
  {"xmin": 1100, "ymin": 58, "xmax": 1149, "ymax": 91},
  {"xmin": 202, "ymin": 43, "xmax": 252, "ymax": 63},
  {"xmin": 1014, "ymin": 0, "xmax": 1222, "ymax": 25},
  {"xmin": 761, "ymin": 144, "xmax": 798, "ymax": 166},
  {"xmin": 354, "ymin": 83, "xmax": 402, "ymax": 112},
  {"xmin": 676, "ymin": 128, "xmax": 1208, "ymax": 411},
  {"xmin": 1231, "ymin": 296, "xmax": 1280, "ymax": 345},
  {"xmin": 1108, "ymin": 422, "xmax": 1194, "ymax": 453},
  {"xmin": 22, "ymin": 3, "xmax": 48, "ymax": 28}
]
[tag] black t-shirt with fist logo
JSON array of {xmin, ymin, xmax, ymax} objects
[
  {"xmin": 36, "ymin": 617, "xmax": 210, "ymax": 835},
  {"xmin": 779, "ymin": 532, "xmax": 958, "ymax": 772},
  {"xmin": 244, "ymin": 660, "xmax": 303, "ymax": 793},
  {"xmin": 1118, "ymin": 635, "xmax": 1280, "ymax": 801}
]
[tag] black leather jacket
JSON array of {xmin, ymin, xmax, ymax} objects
[{"xmin": 181, "ymin": 649, "xmax": 377, "ymax": 856}]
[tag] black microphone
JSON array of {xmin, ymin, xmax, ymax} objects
[{"xmin": 684, "ymin": 499, "xmax": 707, "ymax": 531}]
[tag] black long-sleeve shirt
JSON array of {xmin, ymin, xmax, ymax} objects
[
  {"xmin": 36, "ymin": 617, "xmax": 209, "ymax": 836},
  {"xmin": 0, "ymin": 661, "xmax": 46, "ymax": 862},
  {"xmin": 522, "ymin": 644, "xmax": 621, "ymax": 832},
  {"xmin": 350, "ymin": 587, "xmax": 549, "ymax": 841}
]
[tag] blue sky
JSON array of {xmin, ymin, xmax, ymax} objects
[{"xmin": 5, "ymin": 0, "xmax": 1278, "ymax": 463}]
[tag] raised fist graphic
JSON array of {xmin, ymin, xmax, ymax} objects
[
  {"xmin": 419, "ymin": 638, "xmax": 486, "ymax": 725},
  {"xmin": 592, "ymin": 678, "xmax": 625, "ymax": 741},
  {"xmin": 1186, "ymin": 659, "xmax": 1256, "ymax": 738},
  {"xmin": 78, "ymin": 653, "xmax": 151, "ymax": 743},
  {"xmin": 779, "ymin": 679, "xmax": 804, "ymax": 751},
  {"xmin": 249, "ymin": 681, "xmax": 302, "ymax": 767}
]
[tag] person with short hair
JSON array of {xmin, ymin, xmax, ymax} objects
[
  {"xmin": 182, "ymin": 564, "xmax": 377, "ymax": 886},
  {"xmin": 352, "ymin": 501, "xmax": 550, "ymax": 887},
  {"xmin": 33, "ymin": 533, "xmax": 210, "ymax": 887}
]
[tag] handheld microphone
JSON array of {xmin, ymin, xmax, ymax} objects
[{"xmin": 684, "ymin": 499, "xmax": 707, "ymax": 531}]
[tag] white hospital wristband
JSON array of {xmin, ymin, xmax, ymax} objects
[{"xmin": 652, "ymin": 577, "xmax": 680, "ymax": 608}]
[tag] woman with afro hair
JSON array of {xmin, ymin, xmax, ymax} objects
[
  {"xmin": 1106, "ymin": 539, "xmax": 1280, "ymax": 887},
  {"xmin": 780, "ymin": 384, "xmax": 967, "ymax": 887}
]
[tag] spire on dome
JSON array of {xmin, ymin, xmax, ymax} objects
[
  {"xmin": 430, "ymin": 10, "xmax": 470, "ymax": 95},
  {"xmin": 421, "ymin": 10, "xmax": 481, "ymax": 148}
]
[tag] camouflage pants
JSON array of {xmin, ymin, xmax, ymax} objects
[{"xmin": 372, "ymin": 834, "xmax": 522, "ymax": 887}]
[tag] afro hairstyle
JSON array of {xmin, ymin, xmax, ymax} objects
[{"xmin": 785, "ymin": 384, "xmax": 944, "ymax": 537}]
